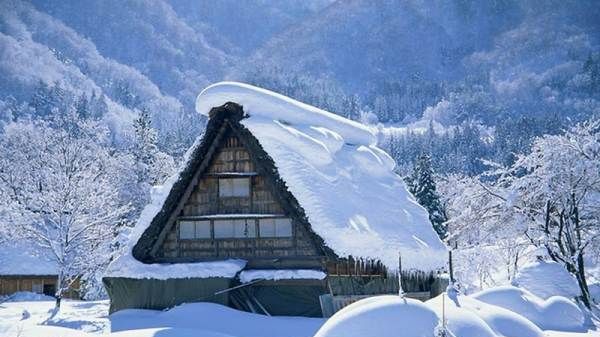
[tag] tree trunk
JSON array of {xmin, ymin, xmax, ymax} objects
[
  {"xmin": 55, "ymin": 271, "xmax": 63, "ymax": 310},
  {"xmin": 575, "ymin": 253, "xmax": 591, "ymax": 309}
]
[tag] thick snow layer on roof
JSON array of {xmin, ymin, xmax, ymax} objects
[
  {"xmin": 239, "ymin": 269, "xmax": 327, "ymax": 283},
  {"xmin": 105, "ymin": 177, "xmax": 246, "ymax": 279},
  {"xmin": 0, "ymin": 242, "xmax": 58, "ymax": 276},
  {"xmin": 196, "ymin": 82, "xmax": 448, "ymax": 271}
]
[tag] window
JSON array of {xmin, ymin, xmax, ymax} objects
[
  {"xmin": 179, "ymin": 221, "xmax": 195, "ymax": 239},
  {"xmin": 179, "ymin": 220, "xmax": 211, "ymax": 239},
  {"xmin": 219, "ymin": 178, "xmax": 250, "ymax": 197},
  {"xmin": 259, "ymin": 218, "xmax": 293, "ymax": 237},
  {"xmin": 214, "ymin": 219, "xmax": 256, "ymax": 238},
  {"xmin": 195, "ymin": 221, "xmax": 211, "ymax": 238}
]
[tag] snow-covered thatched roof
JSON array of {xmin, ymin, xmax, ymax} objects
[
  {"xmin": 195, "ymin": 82, "xmax": 447, "ymax": 271},
  {"xmin": 106, "ymin": 82, "xmax": 447, "ymax": 279}
]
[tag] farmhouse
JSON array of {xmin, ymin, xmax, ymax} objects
[
  {"xmin": 0, "ymin": 242, "xmax": 79, "ymax": 299},
  {"xmin": 103, "ymin": 82, "xmax": 448, "ymax": 317}
]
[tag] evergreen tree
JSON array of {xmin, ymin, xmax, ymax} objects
[
  {"xmin": 75, "ymin": 94, "xmax": 90, "ymax": 119},
  {"xmin": 29, "ymin": 80, "xmax": 53, "ymax": 117},
  {"xmin": 407, "ymin": 153, "xmax": 447, "ymax": 239},
  {"xmin": 131, "ymin": 107, "xmax": 174, "ymax": 187}
]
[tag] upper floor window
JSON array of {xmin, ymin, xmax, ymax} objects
[
  {"xmin": 219, "ymin": 178, "xmax": 250, "ymax": 197},
  {"xmin": 179, "ymin": 220, "xmax": 211, "ymax": 239},
  {"xmin": 214, "ymin": 219, "xmax": 257, "ymax": 238},
  {"xmin": 259, "ymin": 218, "xmax": 293, "ymax": 237}
]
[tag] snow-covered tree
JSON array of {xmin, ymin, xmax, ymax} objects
[
  {"xmin": 0, "ymin": 114, "xmax": 131, "ymax": 309},
  {"xmin": 439, "ymin": 173, "xmax": 532, "ymax": 290},
  {"xmin": 131, "ymin": 107, "xmax": 175, "ymax": 186},
  {"xmin": 407, "ymin": 153, "xmax": 447, "ymax": 239},
  {"xmin": 445, "ymin": 121, "xmax": 600, "ymax": 307},
  {"xmin": 493, "ymin": 121, "xmax": 600, "ymax": 308}
]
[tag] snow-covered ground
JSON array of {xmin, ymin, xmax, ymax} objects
[{"xmin": 1, "ymin": 288, "xmax": 598, "ymax": 337}]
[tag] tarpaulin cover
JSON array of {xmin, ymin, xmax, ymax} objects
[
  {"xmin": 103, "ymin": 277, "xmax": 233, "ymax": 313},
  {"xmin": 244, "ymin": 281, "xmax": 328, "ymax": 317}
]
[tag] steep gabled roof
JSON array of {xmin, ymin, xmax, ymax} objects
[
  {"xmin": 195, "ymin": 82, "xmax": 448, "ymax": 271},
  {"xmin": 132, "ymin": 102, "xmax": 334, "ymax": 262},
  {"xmin": 107, "ymin": 82, "xmax": 447, "ymax": 279}
]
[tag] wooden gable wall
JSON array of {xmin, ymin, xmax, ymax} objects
[{"xmin": 155, "ymin": 127, "xmax": 324, "ymax": 268}]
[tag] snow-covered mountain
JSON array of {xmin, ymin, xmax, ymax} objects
[{"xmin": 0, "ymin": 0, "xmax": 598, "ymax": 156}]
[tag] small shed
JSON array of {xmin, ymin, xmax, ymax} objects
[
  {"xmin": 0, "ymin": 242, "xmax": 79, "ymax": 299},
  {"xmin": 104, "ymin": 82, "xmax": 448, "ymax": 316}
]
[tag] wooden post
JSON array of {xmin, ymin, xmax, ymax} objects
[
  {"xmin": 398, "ymin": 252, "xmax": 405, "ymax": 297},
  {"xmin": 448, "ymin": 250, "xmax": 455, "ymax": 284}
]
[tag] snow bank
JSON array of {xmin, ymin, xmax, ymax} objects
[
  {"xmin": 196, "ymin": 82, "xmax": 448, "ymax": 271},
  {"xmin": 110, "ymin": 302, "xmax": 323, "ymax": 337},
  {"xmin": 3, "ymin": 291, "xmax": 54, "ymax": 302},
  {"xmin": 105, "ymin": 174, "xmax": 246, "ymax": 279},
  {"xmin": 239, "ymin": 269, "xmax": 326, "ymax": 283},
  {"xmin": 472, "ymin": 286, "xmax": 585, "ymax": 332},
  {"xmin": 313, "ymin": 296, "xmax": 439, "ymax": 337},
  {"xmin": 111, "ymin": 327, "xmax": 236, "ymax": 337},
  {"xmin": 512, "ymin": 260, "xmax": 580, "ymax": 299}
]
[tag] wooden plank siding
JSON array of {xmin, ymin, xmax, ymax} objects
[
  {"xmin": 155, "ymin": 131, "xmax": 323, "ymax": 265},
  {"xmin": 0, "ymin": 276, "xmax": 80, "ymax": 299}
]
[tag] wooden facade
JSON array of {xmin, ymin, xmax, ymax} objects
[
  {"xmin": 154, "ymin": 129, "xmax": 326, "ymax": 269},
  {"xmin": 0, "ymin": 275, "xmax": 79, "ymax": 299}
]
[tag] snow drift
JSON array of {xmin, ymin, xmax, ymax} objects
[
  {"xmin": 195, "ymin": 82, "xmax": 448, "ymax": 270},
  {"xmin": 512, "ymin": 260, "xmax": 581, "ymax": 300},
  {"xmin": 472, "ymin": 286, "xmax": 585, "ymax": 332}
]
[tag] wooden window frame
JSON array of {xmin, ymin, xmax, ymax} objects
[{"xmin": 177, "ymin": 216, "xmax": 294, "ymax": 241}]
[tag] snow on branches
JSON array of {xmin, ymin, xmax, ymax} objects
[
  {"xmin": 442, "ymin": 120, "xmax": 600, "ymax": 307},
  {"xmin": 0, "ymin": 114, "xmax": 131, "ymax": 307}
]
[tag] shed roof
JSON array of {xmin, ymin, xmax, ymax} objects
[{"xmin": 0, "ymin": 241, "xmax": 58, "ymax": 276}]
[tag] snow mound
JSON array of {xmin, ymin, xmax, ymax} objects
[
  {"xmin": 512, "ymin": 260, "xmax": 580, "ymax": 299},
  {"xmin": 472, "ymin": 286, "xmax": 585, "ymax": 332},
  {"xmin": 111, "ymin": 327, "xmax": 236, "ymax": 337},
  {"xmin": 110, "ymin": 302, "xmax": 323, "ymax": 337},
  {"xmin": 426, "ymin": 293, "xmax": 544, "ymax": 337},
  {"xmin": 313, "ymin": 295, "xmax": 439, "ymax": 337},
  {"xmin": 196, "ymin": 82, "xmax": 448, "ymax": 271},
  {"xmin": 4, "ymin": 291, "xmax": 55, "ymax": 302},
  {"xmin": 239, "ymin": 269, "xmax": 326, "ymax": 283}
]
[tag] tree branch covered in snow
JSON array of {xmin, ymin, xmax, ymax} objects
[
  {"xmin": 0, "ymin": 113, "xmax": 132, "ymax": 307},
  {"xmin": 442, "ymin": 121, "xmax": 600, "ymax": 307}
]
